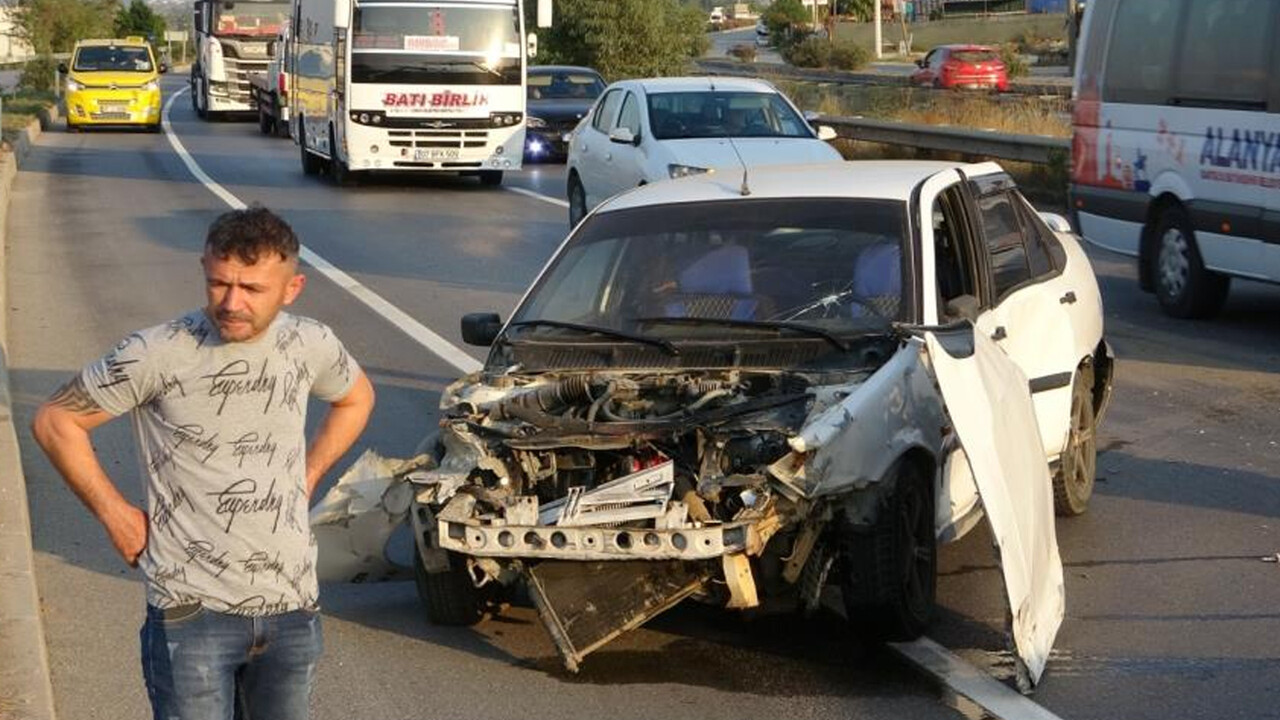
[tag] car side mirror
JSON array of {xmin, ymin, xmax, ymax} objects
[
  {"xmin": 461, "ymin": 312, "xmax": 502, "ymax": 347},
  {"xmin": 944, "ymin": 295, "xmax": 981, "ymax": 323},
  {"xmin": 527, "ymin": 32, "xmax": 538, "ymax": 59},
  {"xmin": 159, "ymin": 63, "xmax": 169, "ymax": 74},
  {"xmin": 1039, "ymin": 212, "xmax": 1073, "ymax": 233},
  {"xmin": 609, "ymin": 127, "xmax": 639, "ymax": 146},
  {"xmin": 57, "ymin": 63, "xmax": 68, "ymax": 75},
  {"xmin": 816, "ymin": 125, "xmax": 837, "ymax": 141}
]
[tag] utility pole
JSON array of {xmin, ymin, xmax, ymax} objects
[{"xmin": 874, "ymin": 0, "xmax": 882, "ymax": 58}]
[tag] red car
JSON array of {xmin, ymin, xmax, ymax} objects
[{"xmin": 911, "ymin": 44, "xmax": 1009, "ymax": 92}]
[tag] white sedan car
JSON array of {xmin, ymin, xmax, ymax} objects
[
  {"xmin": 565, "ymin": 76, "xmax": 842, "ymax": 226},
  {"xmin": 314, "ymin": 160, "xmax": 1115, "ymax": 686}
]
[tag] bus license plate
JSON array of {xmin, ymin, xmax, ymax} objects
[{"xmin": 415, "ymin": 148, "xmax": 460, "ymax": 161}]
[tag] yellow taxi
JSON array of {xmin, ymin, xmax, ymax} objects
[{"xmin": 60, "ymin": 37, "xmax": 167, "ymax": 132}]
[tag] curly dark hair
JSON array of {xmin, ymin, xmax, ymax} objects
[{"xmin": 204, "ymin": 205, "xmax": 300, "ymax": 265}]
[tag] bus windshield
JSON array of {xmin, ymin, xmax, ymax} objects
[{"xmin": 352, "ymin": 4, "xmax": 521, "ymax": 84}]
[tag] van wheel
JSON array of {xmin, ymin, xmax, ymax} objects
[
  {"xmin": 1151, "ymin": 206, "xmax": 1229, "ymax": 319},
  {"xmin": 258, "ymin": 105, "xmax": 274, "ymax": 135},
  {"xmin": 568, "ymin": 174, "xmax": 587, "ymax": 227},
  {"xmin": 413, "ymin": 547, "xmax": 485, "ymax": 626},
  {"xmin": 1053, "ymin": 364, "xmax": 1096, "ymax": 517},
  {"xmin": 840, "ymin": 461, "xmax": 936, "ymax": 641},
  {"xmin": 299, "ymin": 119, "xmax": 322, "ymax": 176},
  {"xmin": 329, "ymin": 125, "xmax": 356, "ymax": 185}
]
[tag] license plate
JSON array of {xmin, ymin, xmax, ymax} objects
[
  {"xmin": 100, "ymin": 102, "xmax": 128, "ymax": 111},
  {"xmin": 414, "ymin": 148, "xmax": 460, "ymax": 161}
]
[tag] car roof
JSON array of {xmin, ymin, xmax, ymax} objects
[
  {"xmin": 617, "ymin": 76, "xmax": 778, "ymax": 94},
  {"xmin": 75, "ymin": 38, "xmax": 152, "ymax": 48},
  {"xmin": 597, "ymin": 160, "xmax": 1003, "ymax": 210},
  {"xmin": 937, "ymin": 44, "xmax": 997, "ymax": 52}
]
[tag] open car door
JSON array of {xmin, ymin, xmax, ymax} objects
[{"xmin": 924, "ymin": 326, "xmax": 1065, "ymax": 687}]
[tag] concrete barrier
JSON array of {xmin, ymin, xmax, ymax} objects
[{"xmin": 0, "ymin": 104, "xmax": 58, "ymax": 720}]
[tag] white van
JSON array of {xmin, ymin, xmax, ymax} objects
[{"xmin": 1069, "ymin": 0, "xmax": 1280, "ymax": 318}]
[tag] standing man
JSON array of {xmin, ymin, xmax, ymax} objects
[{"xmin": 32, "ymin": 206, "xmax": 375, "ymax": 720}]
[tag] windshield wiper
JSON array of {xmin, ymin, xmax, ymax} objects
[
  {"xmin": 632, "ymin": 316, "xmax": 850, "ymax": 352},
  {"xmin": 507, "ymin": 319, "xmax": 679, "ymax": 356},
  {"xmin": 469, "ymin": 60, "xmax": 504, "ymax": 79}
]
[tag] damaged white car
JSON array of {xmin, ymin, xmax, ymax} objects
[{"xmin": 314, "ymin": 161, "xmax": 1114, "ymax": 687}]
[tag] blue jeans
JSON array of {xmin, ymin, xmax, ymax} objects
[{"xmin": 140, "ymin": 604, "xmax": 323, "ymax": 720}]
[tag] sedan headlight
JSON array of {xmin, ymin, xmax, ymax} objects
[
  {"xmin": 527, "ymin": 115, "xmax": 548, "ymax": 129},
  {"xmin": 66, "ymin": 78, "xmax": 85, "ymax": 92},
  {"xmin": 668, "ymin": 164, "xmax": 712, "ymax": 179}
]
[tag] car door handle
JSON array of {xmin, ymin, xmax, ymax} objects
[
  {"xmin": 991, "ymin": 326, "xmax": 1007, "ymax": 341},
  {"xmin": 1060, "ymin": 291, "xmax": 1077, "ymax": 305}
]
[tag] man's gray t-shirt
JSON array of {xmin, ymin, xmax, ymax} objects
[{"xmin": 81, "ymin": 310, "xmax": 360, "ymax": 616}]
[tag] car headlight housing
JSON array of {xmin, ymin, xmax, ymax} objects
[
  {"xmin": 527, "ymin": 115, "xmax": 547, "ymax": 129},
  {"xmin": 66, "ymin": 78, "xmax": 85, "ymax": 92},
  {"xmin": 668, "ymin": 164, "xmax": 712, "ymax": 179}
]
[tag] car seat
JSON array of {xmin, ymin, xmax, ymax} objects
[
  {"xmin": 664, "ymin": 245, "xmax": 760, "ymax": 320},
  {"xmin": 850, "ymin": 243, "xmax": 902, "ymax": 319}
]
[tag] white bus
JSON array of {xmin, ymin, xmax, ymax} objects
[
  {"xmin": 1070, "ymin": 0, "xmax": 1280, "ymax": 318},
  {"xmin": 291, "ymin": 0, "xmax": 536, "ymax": 185}
]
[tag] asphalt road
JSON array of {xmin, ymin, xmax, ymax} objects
[{"xmin": 8, "ymin": 77, "xmax": 1280, "ymax": 720}]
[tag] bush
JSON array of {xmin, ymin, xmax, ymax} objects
[
  {"xmin": 18, "ymin": 56, "xmax": 61, "ymax": 93},
  {"xmin": 999, "ymin": 43, "xmax": 1029, "ymax": 78},
  {"xmin": 782, "ymin": 36, "xmax": 828, "ymax": 67},
  {"xmin": 782, "ymin": 37, "xmax": 869, "ymax": 71},
  {"xmin": 828, "ymin": 42, "xmax": 870, "ymax": 70},
  {"xmin": 728, "ymin": 43, "xmax": 757, "ymax": 62}
]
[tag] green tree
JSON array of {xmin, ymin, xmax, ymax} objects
[
  {"xmin": 113, "ymin": 0, "xmax": 166, "ymax": 42},
  {"xmin": 762, "ymin": 0, "xmax": 809, "ymax": 46},
  {"xmin": 14, "ymin": 0, "xmax": 118, "ymax": 54},
  {"xmin": 528, "ymin": 0, "xmax": 705, "ymax": 81},
  {"xmin": 835, "ymin": 0, "xmax": 875, "ymax": 21}
]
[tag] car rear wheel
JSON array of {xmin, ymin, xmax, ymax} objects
[
  {"xmin": 568, "ymin": 174, "xmax": 587, "ymax": 227},
  {"xmin": 840, "ymin": 460, "xmax": 936, "ymax": 641},
  {"xmin": 413, "ymin": 546, "xmax": 485, "ymax": 626},
  {"xmin": 1151, "ymin": 205, "xmax": 1229, "ymax": 319},
  {"xmin": 1053, "ymin": 364, "xmax": 1096, "ymax": 517}
]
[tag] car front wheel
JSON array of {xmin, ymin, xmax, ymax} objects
[
  {"xmin": 1054, "ymin": 363, "xmax": 1096, "ymax": 517},
  {"xmin": 1151, "ymin": 205, "xmax": 1229, "ymax": 318},
  {"xmin": 840, "ymin": 460, "xmax": 936, "ymax": 641},
  {"xmin": 413, "ymin": 546, "xmax": 485, "ymax": 626},
  {"xmin": 568, "ymin": 174, "xmax": 587, "ymax": 227}
]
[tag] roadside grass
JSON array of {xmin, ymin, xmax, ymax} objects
[
  {"xmin": 833, "ymin": 13, "xmax": 1066, "ymax": 55},
  {"xmin": 1, "ymin": 91, "xmax": 57, "ymax": 147}
]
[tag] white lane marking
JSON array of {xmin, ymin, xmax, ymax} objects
[
  {"xmin": 161, "ymin": 89, "xmax": 483, "ymax": 375},
  {"xmin": 889, "ymin": 638, "xmax": 1068, "ymax": 720},
  {"xmin": 506, "ymin": 185, "xmax": 568, "ymax": 208}
]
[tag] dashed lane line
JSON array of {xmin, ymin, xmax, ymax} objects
[
  {"xmin": 505, "ymin": 184, "xmax": 569, "ymax": 208},
  {"xmin": 161, "ymin": 89, "xmax": 482, "ymax": 375}
]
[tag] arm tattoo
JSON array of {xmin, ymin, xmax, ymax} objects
[{"xmin": 48, "ymin": 376, "xmax": 103, "ymax": 415}]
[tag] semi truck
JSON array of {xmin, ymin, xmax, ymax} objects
[
  {"xmin": 290, "ymin": 0, "xmax": 540, "ymax": 185},
  {"xmin": 191, "ymin": 0, "xmax": 291, "ymax": 118},
  {"xmin": 248, "ymin": 26, "xmax": 291, "ymax": 136}
]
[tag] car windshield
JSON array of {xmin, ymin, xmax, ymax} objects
[
  {"xmin": 528, "ymin": 71, "xmax": 604, "ymax": 100},
  {"xmin": 952, "ymin": 50, "xmax": 999, "ymax": 63},
  {"xmin": 73, "ymin": 46, "xmax": 152, "ymax": 72},
  {"xmin": 351, "ymin": 4, "xmax": 522, "ymax": 84},
  {"xmin": 510, "ymin": 199, "xmax": 910, "ymax": 347},
  {"xmin": 647, "ymin": 91, "xmax": 812, "ymax": 140}
]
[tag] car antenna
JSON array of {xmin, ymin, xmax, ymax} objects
[{"xmin": 709, "ymin": 77, "xmax": 750, "ymax": 195}]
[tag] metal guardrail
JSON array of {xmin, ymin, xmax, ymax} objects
[
  {"xmin": 817, "ymin": 114, "xmax": 1070, "ymax": 165},
  {"xmin": 696, "ymin": 58, "xmax": 1074, "ymax": 97}
]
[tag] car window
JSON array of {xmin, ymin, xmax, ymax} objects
[
  {"xmin": 1103, "ymin": 0, "xmax": 1181, "ymax": 104},
  {"xmin": 592, "ymin": 89, "xmax": 623, "ymax": 133},
  {"xmin": 976, "ymin": 191, "xmax": 1032, "ymax": 299},
  {"xmin": 1175, "ymin": 0, "xmax": 1272, "ymax": 106},
  {"xmin": 512, "ymin": 198, "xmax": 912, "ymax": 338},
  {"xmin": 933, "ymin": 185, "xmax": 979, "ymax": 314},
  {"xmin": 1014, "ymin": 194, "xmax": 1065, "ymax": 277},
  {"xmin": 617, "ymin": 92, "xmax": 642, "ymax": 136},
  {"xmin": 73, "ymin": 45, "xmax": 153, "ymax": 72},
  {"xmin": 952, "ymin": 50, "xmax": 998, "ymax": 63},
  {"xmin": 528, "ymin": 71, "xmax": 605, "ymax": 100},
  {"xmin": 646, "ymin": 91, "xmax": 811, "ymax": 140}
]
